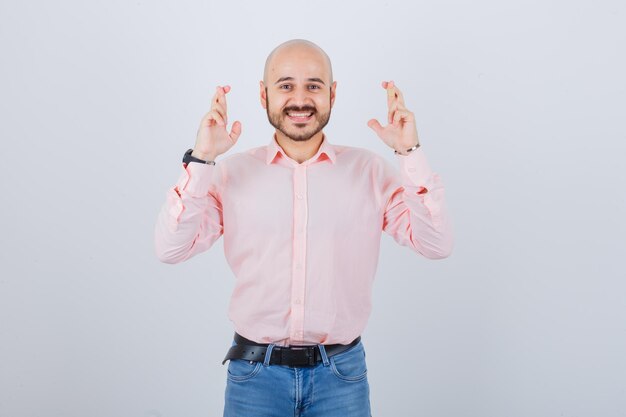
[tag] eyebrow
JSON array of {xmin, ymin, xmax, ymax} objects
[{"xmin": 274, "ymin": 76, "xmax": 326, "ymax": 86}]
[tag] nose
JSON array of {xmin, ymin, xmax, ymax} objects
[{"xmin": 290, "ymin": 86, "xmax": 314, "ymax": 107}]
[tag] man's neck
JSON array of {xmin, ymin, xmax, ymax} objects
[{"xmin": 274, "ymin": 131, "xmax": 324, "ymax": 164}]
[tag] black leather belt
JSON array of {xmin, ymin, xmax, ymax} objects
[{"xmin": 222, "ymin": 332, "xmax": 361, "ymax": 367}]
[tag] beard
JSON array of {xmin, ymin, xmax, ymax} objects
[{"xmin": 265, "ymin": 91, "xmax": 331, "ymax": 142}]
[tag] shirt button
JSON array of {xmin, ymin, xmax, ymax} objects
[
  {"xmin": 296, "ymin": 194, "xmax": 303, "ymax": 199},
  {"xmin": 294, "ymin": 298, "xmax": 301, "ymax": 304}
]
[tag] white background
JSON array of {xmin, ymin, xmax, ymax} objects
[{"xmin": 1, "ymin": 0, "xmax": 625, "ymax": 416}]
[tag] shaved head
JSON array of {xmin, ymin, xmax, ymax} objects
[{"xmin": 263, "ymin": 39, "xmax": 333, "ymax": 86}]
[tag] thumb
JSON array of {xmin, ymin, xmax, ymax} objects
[
  {"xmin": 367, "ymin": 119, "xmax": 383, "ymax": 136},
  {"xmin": 229, "ymin": 120, "xmax": 242, "ymax": 143}
]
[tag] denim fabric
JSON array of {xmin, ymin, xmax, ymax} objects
[{"xmin": 223, "ymin": 338, "xmax": 372, "ymax": 417}]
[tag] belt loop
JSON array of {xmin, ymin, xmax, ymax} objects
[
  {"xmin": 263, "ymin": 343, "xmax": 276, "ymax": 367},
  {"xmin": 317, "ymin": 343, "xmax": 330, "ymax": 366}
]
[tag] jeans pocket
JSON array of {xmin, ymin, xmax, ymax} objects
[
  {"xmin": 227, "ymin": 358, "xmax": 263, "ymax": 382},
  {"xmin": 329, "ymin": 342, "xmax": 368, "ymax": 382}
]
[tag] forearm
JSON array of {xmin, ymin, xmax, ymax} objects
[
  {"xmin": 383, "ymin": 147, "xmax": 454, "ymax": 259},
  {"xmin": 154, "ymin": 162, "xmax": 224, "ymax": 263},
  {"xmin": 399, "ymin": 148, "xmax": 453, "ymax": 256}
]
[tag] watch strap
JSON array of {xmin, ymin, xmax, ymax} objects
[{"xmin": 183, "ymin": 148, "xmax": 216, "ymax": 165}]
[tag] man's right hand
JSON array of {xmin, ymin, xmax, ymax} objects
[{"xmin": 192, "ymin": 85, "xmax": 242, "ymax": 161}]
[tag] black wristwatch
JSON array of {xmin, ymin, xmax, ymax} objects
[{"xmin": 183, "ymin": 148, "xmax": 216, "ymax": 165}]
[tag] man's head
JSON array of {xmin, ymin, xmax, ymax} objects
[{"xmin": 260, "ymin": 39, "xmax": 336, "ymax": 142}]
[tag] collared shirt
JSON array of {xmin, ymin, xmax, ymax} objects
[{"xmin": 154, "ymin": 134, "xmax": 454, "ymax": 346}]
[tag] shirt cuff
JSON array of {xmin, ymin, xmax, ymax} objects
[
  {"xmin": 395, "ymin": 146, "xmax": 433, "ymax": 193},
  {"xmin": 175, "ymin": 161, "xmax": 218, "ymax": 198}
]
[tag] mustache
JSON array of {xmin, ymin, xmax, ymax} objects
[{"xmin": 284, "ymin": 106, "xmax": 316, "ymax": 113}]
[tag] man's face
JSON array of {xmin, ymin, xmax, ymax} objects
[{"xmin": 260, "ymin": 48, "xmax": 336, "ymax": 142}]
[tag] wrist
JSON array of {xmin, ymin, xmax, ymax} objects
[
  {"xmin": 394, "ymin": 142, "xmax": 420, "ymax": 155},
  {"xmin": 183, "ymin": 148, "xmax": 216, "ymax": 165},
  {"xmin": 191, "ymin": 149, "xmax": 217, "ymax": 161}
]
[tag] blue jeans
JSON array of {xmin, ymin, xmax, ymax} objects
[{"xmin": 223, "ymin": 337, "xmax": 372, "ymax": 417}]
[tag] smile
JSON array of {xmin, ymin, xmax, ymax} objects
[{"xmin": 286, "ymin": 112, "xmax": 314, "ymax": 123}]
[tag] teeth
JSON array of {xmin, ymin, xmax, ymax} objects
[{"xmin": 288, "ymin": 112, "xmax": 313, "ymax": 117}]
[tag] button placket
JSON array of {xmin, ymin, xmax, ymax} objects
[{"xmin": 290, "ymin": 164, "xmax": 308, "ymax": 344}]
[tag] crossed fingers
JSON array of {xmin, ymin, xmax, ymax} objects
[
  {"xmin": 208, "ymin": 85, "xmax": 230, "ymax": 126},
  {"xmin": 383, "ymin": 80, "xmax": 407, "ymax": 124}
]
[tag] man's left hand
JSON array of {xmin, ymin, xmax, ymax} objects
[{"xmin": 367, "ymin": 80, "xmax": 420, "ymax": 154}]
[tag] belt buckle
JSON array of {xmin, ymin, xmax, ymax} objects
[{"xmin": 281, "ymin": 346, "xmax": 317, "ymax": 366}]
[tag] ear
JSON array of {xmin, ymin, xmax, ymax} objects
[
  {"xmin": 330, "ymin": 81, "xmax": 337, "ymax": 108},
  {"xmin": 259, "ymin": 81, "xmax": 267, "ymax": 109}
]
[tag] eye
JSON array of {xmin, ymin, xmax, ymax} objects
[
  {"xmin": 309, "ymin": 85, "xmax": 321, "ymax": 90},
  {"xmin": 279, "ymin": 84, "xmax": 291, "ymax": 90}
]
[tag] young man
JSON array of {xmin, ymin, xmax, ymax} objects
[{"xmin": 154, "ymin": 38, "xmax": 454, "ymax": 417}]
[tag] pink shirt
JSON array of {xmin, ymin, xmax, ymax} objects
[{"xmin": 154, "ymin": 134, "xmax": 453, "ymax": 347}]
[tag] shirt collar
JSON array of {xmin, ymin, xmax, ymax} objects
[{"xmin": 265, "ymin": 133, "xmax": 337, "ymax": 165}]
